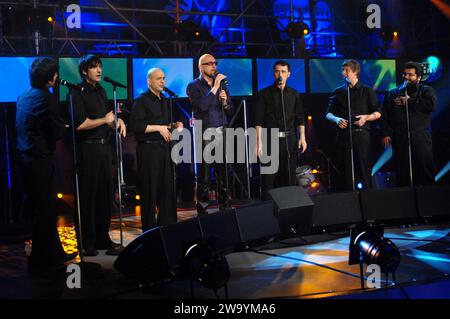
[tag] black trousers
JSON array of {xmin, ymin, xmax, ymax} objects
[
  {"xmin": 334, "ymin": 129, "xmax": 372, "ymax": 191},
  {"xmin": 77, "ymin": 143, "xmax": 113, "ymax": 250},
  {"xmin": 137, "ymin": 142, "xmax": 177, "ymax": 231},
  {"xmin": 197, "ymin": 134, "xmax": 228, "ymax": 206},
  {"xmin": 261, "ymin": 134, "xmax": 297, "ymax": 200},
  {"xmin": 18, "ymin": 153, "xmax": 66, "ymax": 266},
  {"xmin": 392, "ymin": 129, "xmax": 435, "ymax": 186}
]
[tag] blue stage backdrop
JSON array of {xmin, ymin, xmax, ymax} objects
[
  {"xmin": 309, "ymin": 59, "xmax": 397, "ymax": 93},
  {"xmin": 0, "ymin": 57, "xmax": 36, "ymax": 103},
  {"xmin": 59, "ymin": 57, "xmax": 128, "ymax": 101},
  {"xmin": 256, "ymin": 58, "xmax": 306, "ymax": 93},
  {"xmin": 216, "ymin": 58, "xmax": 253, "ymax": 97},
  {"xmin": 133, "ymin": 58, "xmax": 193, "ymax": 99}
]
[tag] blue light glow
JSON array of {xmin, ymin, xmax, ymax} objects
[
  {"xmin": 435, "ymin": 160, "xmax": 450, "ymax": 182},
  {"xmin": 357, "ymin": 183, "xmax": 364, "ymax": 190},
  {"xmin": 371, "ymin": 146, "xmax": 393, "ymax": 176}
]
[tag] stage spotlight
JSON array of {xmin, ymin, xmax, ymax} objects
[
  {"xmin": 135, "ymin": 194, "xmax": 140, "ymax": 201},
  {"xmin": 307, "ymin": 115, "xmax": 312, "ymax": 121},
  {"xmin": 349, "ymin": 226, "xmax": 401, "ymax": 275},
  {"xmin": 57, "ymin": 193, "xmax": 63, "ymax": 199},
  {"xmin": 182, "ymin": 238, "xmax": 230, "ymax": 292},
  {"xmin": 381, "ymin": 28, "xmax": 398, "ymax": 42},
  {"xmin": 287, "ymin": 21, "xmax": 310, "ymax": 39},
  {"xmin": 356, "ymin": 182, "xmax": 364, "ymax": 190},
  {"xmin": 393, "ymin": 31, "xmax": 398, "ymax": 37}
]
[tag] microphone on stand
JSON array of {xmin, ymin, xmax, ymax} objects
[
  {"xmin": 277, "ymin": 76, "xmax": 283, "ymax": 86},
  {"xmin": 163, "ymin": 86, "xmax": 178, "ymax": 98},
  {"xmin": 58, "ymin": 79, "xmax": 84, "ymax": 92},
  {"xmin": 103, "ymin": 76, "xmax": 127, "ymax": 88},
  {"xmin": 398, "ymin": 80, "xmax": 409, "ymax": 93}
]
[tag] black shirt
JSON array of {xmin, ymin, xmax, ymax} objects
[
  {"xmin": 186, "ymin": 75, "xmax": 233, "ymax": 129},
  {"xmin": 327, "ymin": 81, "xmax": 380, "ymax": 131},
  {"xmin": 16, "ymin": 87, "xmax": 65, "ymax": 156},
  {"xmin": 70, "ymin": 80, "xmax": 111, "ymax": 142},
  {"xmin": 129, "ymin": 89, "xmax": 169, "ymax": 142},
  {"xmin": 255, "ymin": 84, "xmax": 305, "ymax": 130},
  {"xmin": 380, "ymin": 83, "xmax": 437, "ymax": 137}
]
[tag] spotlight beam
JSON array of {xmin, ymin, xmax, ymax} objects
[{"xmin": 435, "ymin": 160, "xmax": 450, "ymax": 182}]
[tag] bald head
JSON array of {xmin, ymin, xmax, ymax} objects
[
  {"xmin": 198, "ymin": 54, "xmax": 217, "ymax": 78},
  {"xmin": 146, "ymin": 67, "xmax": 165, "ymax": 96}
]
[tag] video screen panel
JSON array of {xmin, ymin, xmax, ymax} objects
[
  {"xmin": 0, "ymin": 57, "xmax": 36, "ymax": 103},
  {"xmin": 216, "ymin": 58, "xmax": 253, "ymax": 97},
  {"xmin": 59, "ymin": 57, "xmax": 128, "ymax": 101},
  {"xmin": 309, "ymin": 59, "xmax": 396, "ymax": 93},
  {"xmin": 133, "ymin": 58, "xmax": 193, "ymax": 99},
  {"xmin": 256, "ymin": 58, "xmax": 306, "ymax": 93}
]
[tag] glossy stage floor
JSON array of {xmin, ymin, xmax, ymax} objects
[{"xmin": 1, "ymin": 202, "xmax": 450, "ymax": 300}]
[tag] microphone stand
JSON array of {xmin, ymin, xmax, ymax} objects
[
  {"xmin": 403, "ymin": 86, "xmax": 414, "ymax": 187},
  {"xmin": 280, "ymin": 82, "xmax": 292, "ymax": 185},
  {"xmin": 166, "ymin": 90, "xmax": 178, "ymax": 206},
  {"xmin": 220, "ymin": 80, "xmax": 230, "ymax": 207},
  {"xmin": 68, "ymin": 88, "xmax": 100, "ymax": 270},
  {"xmin": 346, "ymin": 81, "xmax": 356, "ymax": 191},
  {"xmin": 108, "ymin": 83, "xmax": 125, "ymax": 254}
]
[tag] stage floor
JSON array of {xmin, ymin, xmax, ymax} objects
[{"xmin": 1, "ymin": 206, "xmax": 449, "ymax": 299}]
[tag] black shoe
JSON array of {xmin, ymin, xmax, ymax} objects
[
  {"xmin": 28, "ymin": 261, "xmax": 66, "ymax": 275},
  {"xmin": 196, "ymin": 202, "xmax": 209, "ymax": 216},
  {"xmin": 58, "ymin": 252, "xmax": 78, "ymax": 263},
  {"xmin": 95, "ymin": 240, "xmax": 121, "ymax": 250},
  {"xmin": 82, "ymin": 248, "xmax": 99, "ymax": 257}
]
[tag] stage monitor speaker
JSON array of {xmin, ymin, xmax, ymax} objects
[
  {"xmin": 198, "ymin": 208, "xmax": 241, "ymax": 254},
  {"xmin": 114, "ymin": 218, "xmax": 202, "ymax": 281},
  {"xmin": 268, "ymin": 186, "xmax": 314, "ymax": 235},
  {"xmin": 415, "ymin": 185, "xmax": 450, "ymax": 217},
  {"xmin": 234, "ymin": 200, "xmax": 280, "ymax": 243},
  {"xmin": 360, "ymin": 187, "xmax": 417, "ymax": 222},
  {"xmin": 312, "ymin": 191, "xmax": 363, "ymax": 227}
]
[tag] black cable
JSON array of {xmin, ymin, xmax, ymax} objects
[{"xmin": 386, "ymin": 237, "xmax": 450, "ymax": 244}]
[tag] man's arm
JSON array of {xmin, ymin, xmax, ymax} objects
[{"xmin": 326, "ymin": 90, "xmax": 348, "ymax": 129}]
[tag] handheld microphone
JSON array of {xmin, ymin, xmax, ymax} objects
[
  {"xmin": 163, "ymin": 87, "xmax": 178, "ymax": 98},
  {"xmin": 58, "ymin": 79, "xmax": 84, "ymax": 92},
  {"xmin": 103, "ymin": 76, "xmax": 127, "ymax": 88},
  {"xmin": 214, "ymin": 71, "xmax": 228, "ymax": 86}
]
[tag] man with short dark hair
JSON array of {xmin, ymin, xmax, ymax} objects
[
  {"xmin": 16, "ymin": 57, "xmax": 76, "ymax": 274},
  {"xmin": 71, "ymin": 54, "xmax": 126, "ymax": 256},
  {"xmin": 255, "ymin": 60, "xmax": 307, "ymax": 199},
  {"xmin": 381, "ymin": 61, "xmax": 437, "ymax": 186},
  {"xmin": 326, "ymin": 59, "xmax": 381, "ymax": 191}
]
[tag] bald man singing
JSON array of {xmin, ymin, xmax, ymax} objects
[
  {"xmin": 187, "ymin": 53, "xmax": 233, "ymax": 215},
  {"xmin": 129, "ymin": 68, "xmax": 181, "ymax": 231}
]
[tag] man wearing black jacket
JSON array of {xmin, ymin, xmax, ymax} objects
[
  {"xmin": 381, "ymin": 61, "xmax": 437, "ymax": 186},
  {"xmin": 16, "ymin": 57, "xmax": 76, "ymax": 274},
  {"xmin": 129, "ymin": 68, "xmax": 181, "ymax": 231}
]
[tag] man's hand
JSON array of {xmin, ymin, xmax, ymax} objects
[
  {"xmin": 353, "ymin": 115, "xmax": 368, "ymax": 127},
  {"xmin": 159, "ymin": 125, "xmax": 171, "ymax": 142},
  {"xmin": 298, "ymin": 138, "xmax": 307, "ymax": 153},
  {"xmin": 117, "ymin": 118, "xmax": 126, "ymax": 137},
  {"xmin": 219, "ymin": 89, "xmax": 227, "ymax": 105},
  {"xmin": 214, "ymin": 74, "xmax": 227, "ymax": 88},
  {"xmin": 104, "ymin": 111, "xmax": 115, "ymax": 126},
  {"xmin": 394, "ymin": 92, "xmax": 409, "ymax": 107},
  {"xmin": 256, "ymin": 139, "xmax": 263, "ymax": 158},
  {"xmin": 173, "ymin": 121, "xmax": 184, "ymax": 133},
  {"xmin": 382, "ymin": 136, "xmax": 391, "ymax": 148},
  {"xmin": 336, "ymin": 118, "xmax": 348, "ymax": 129}
]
